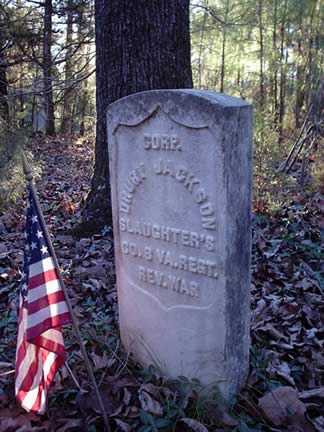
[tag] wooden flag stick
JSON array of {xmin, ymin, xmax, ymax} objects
[{"xmin": 22, "ymin": 153, "xmax": 111, "ymax": 432}]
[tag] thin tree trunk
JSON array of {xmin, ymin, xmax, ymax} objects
[
  {"xmin": 220, "ymin": 0, "xmax": 230, "ymax": 93},
  {"xmin": 43, "ymin": 0, "xmax": 55, "ymax": 136},
  {"xmin": 236, "ymin": 27, "xmax": 242, "ymax": 89},
  {"xmin": 19, "ymin": 63, "xmax": 24, "ymax": 127},
  {"xmin": 272, "ymin": 0, "xmax": 278, "ymax": 122},
  {"xmin": 61, "ymin": 0, "xmax": 74, "ymax": 134},
  {"xmin": 82, "ymin": 0, "xmax": 193, "ymax": 231},
  {"xmin": 258, "ymin": 0, "xmax": 265, "ymax": 108},
  {"xmin": 294, "ymin": 39, "xmax": 304, "ymax": 129},
  {"xmin": 0, "ymin": 49, "xmax": 9, "ymax": 123},
  {"xmin": 294, "ymin": 1, "xmax": 305, "ymax": 129},
  {"xmin": 278, "ymin": 0, "xmax": 288, "ymax": 144},
  {"xmin": 304, "ymin": 0, "xmax": 317, "ymax": 112},
  {"xmin": 220, "ymin": 30, "xmax": 226, "ymax": 93},
  {"xmin": 79, "ymin": 44, "xmax": 91, "ymax": 136},
  {"xmin": 31, "ymin": 68, "xmax": 39, "ymax": 132},
  {"xmin": 197, "ymin": 9, "xmax": 207, "ymax": 89}
]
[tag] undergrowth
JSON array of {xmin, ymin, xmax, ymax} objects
[{"xmin": 0, "ymin": 122, "xmax": 40, "ymax": 212}]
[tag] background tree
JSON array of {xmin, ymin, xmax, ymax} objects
[
  {"xmin": 82, "ymin": 0, "xmax": 193, "ymax": 230},
  {"xmin": 43, "ymin": 0, "xmax": 55, "ymax": 135},
  {"xmin": 0, "ymin": 0, "xmax": 322, "ymax": 219},
  {"xmin": 0, "ymin": 0, "xmax": 95, "ymax": 133}
]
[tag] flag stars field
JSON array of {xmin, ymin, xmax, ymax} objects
[{"xmin": 41, "ymin": 245, "xmax": 48, "ymax": 255}]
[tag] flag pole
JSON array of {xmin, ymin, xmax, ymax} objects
[{"xmin": 22, "ymin": 153, "xmax": 111, "ymax": 432}]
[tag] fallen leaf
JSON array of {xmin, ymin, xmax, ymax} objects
[
  {"xmin": 138, "ymin": 389, "xmax": 163, "ymax": 416},
  {"xmin": 180, "ymin": 418, "xmax": 209, "ymax": 432},
  {"xmin": 90, "ymin": 351, "xmax": 113, "ymax": 369},
  {"xmin": 299, "ymin": 387, "xmax": 324, "ymax": 401},
  {"xmin": 258, "ymin": 386, "xmax": 314, "ymax": 431},
  {"xmin": 0, "ymin": 414, "xmax": 31, "ymax": 432},
  {"xmin": 55, "ymin": 419, "xmax": 82, "ymax": 432},
  {"xmin": 115, "ymin": 418, "xmax": 131, "ymax": 431}
]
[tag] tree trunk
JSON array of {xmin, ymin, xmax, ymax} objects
[
  {"xmin": 258, "ymin": 0, "xmax": 265, "ymax": 109},
  {"xmin": 272, "ymin": 0, "xmax": 278, "ymax": 124},
  {"xmin": 272, "ymin": 0, "xmax": 279, "ymax": 126},
  {"xmin": 43, "ymin": 0, "xmax": 55, "ymax": 136},
  {"xmin": 278, "ymin": 0, "xmax": 288, "ymax": 144},
  {"xmin": 0, "ymin": 49, "xmax": 9, "ymax": 122},
  {"xmin": 220, "ymin": 0, "xmax": 230, "ymax": 94},
  {"xmin": 197, "ymin": 9, "xmax": 207, "ymax": 89},
  {"xmin": 304, "ymin": 0, "xmax": 317, "ymax": 112},
  {"xmin": 294, "ymin": 0, "xmax": 305, "ymax": 129},
  {"xmin": 82, "ymin": 0, "xmax": 192, "ymax": 231},
  {"xmin": 294, "ymin": 38, "xmax": 304, "ymax": 129},
  {"xmin": 19, "ymin": 62, "xmax": 24, "ymax": 127},
  {"xmin": 220, "ymin": 29, "xmax": 226, "ymax": 93},
  {"xmin": 61, "ymin": 0, "xmax": 74, "ymax": 134}
]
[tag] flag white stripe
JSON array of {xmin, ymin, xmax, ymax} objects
[
  {"xmin": 40, "ymin": 328, "xmax": 65, "ymax": 345},
  {"xmin": 20, "ymin": 349, "xmax": 45, "ymax": 411},
  {"xmin": 32, "ymin": 352, "xmax": 56, "ymax": 414},
  {"xmin": 29, "ymin": 257, "xmax": 55, "ymax": 278},
  {"xmin": 28, "ymin": 279, "xmax": 62, "ymax": 303},
  {"xmin": 15, "ymin": 343, "xmax": 36, "ymax": 394},
  {"xmin": 27, "ymin": 301, "xmax": 69, "ymax": 329},
  {"xmin": 16, "ymin": 308, "xmax": 27, "ymax": 352}
]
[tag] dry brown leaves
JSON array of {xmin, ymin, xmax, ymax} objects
[{"xmin": 0, "ymin": 136, "xmax": 323, "ymax": 431}]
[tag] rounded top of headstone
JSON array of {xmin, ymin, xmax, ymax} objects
[
  {"xmin": 107, "ymin": 89, "xmax": 252, "ymax": 132},
  {"xmin": 109, "ymin": 89, "xmax": 250, "ymax": 109}
]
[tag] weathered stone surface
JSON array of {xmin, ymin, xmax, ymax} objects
[{"xmin": 107, "ymin": 89, "xmax": 253, "ymax": 401}]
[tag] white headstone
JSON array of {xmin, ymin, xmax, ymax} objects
[{"xmin": 107, "ymin": 90, "xmax": 253, "ymax": 401}]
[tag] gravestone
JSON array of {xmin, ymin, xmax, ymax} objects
[{"xmin": 107, "ymin": 90, "xmax": 253, "ymax": 401}]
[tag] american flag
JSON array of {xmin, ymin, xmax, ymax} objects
[{"xmin": 15, "ymin": 185, "xmax": 71, "ymax": 414}]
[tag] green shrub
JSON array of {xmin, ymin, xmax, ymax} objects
[{"xmin": 0, "ymin": 120, "xmax": 36, "ymax": 212}]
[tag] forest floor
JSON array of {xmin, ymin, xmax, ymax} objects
[{"xmin": 0, "ymin": 136, "xmax": 323, "ymax": 432}]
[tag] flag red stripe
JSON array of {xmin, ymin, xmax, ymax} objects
[
  {"xmin": 30, "ymin": 350, "xmax": 47, "ymax": 413},
  {"xmin": 31, "ymin": 335, "xmax": 66, "ymax": 357},
  {"xmin": 27, "ymin": 312, "xmax": 71, "ymax": 341},
  {"xmin": 28, "ymin": 269, "xmax": 58, "ymax": 289},
  {"xmin": 46, "ymin": 354, "xmax": 64, "ymax": 388},
  {"xmin": 28, "ymin": 291, "xmax": 66, "ymax": 314},
  {"xmin": 15, "ymin": 322, "xmax": 27, "ymax": 381}
]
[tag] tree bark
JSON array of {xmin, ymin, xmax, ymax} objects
[
  {"xmin": 82, "ymin": 0, "xmax": 193, "ymax": 231},
  {"xmin": 43, "ymin": 0, "xmax": 55, "ymax": 136}
]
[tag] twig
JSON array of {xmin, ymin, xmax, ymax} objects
[
  {"xmin": 277, "ymin": 106, "xmax": 312, "ymax": 173},
  {"xmin": 0, "ymin": 369, "xmax": 15, "ymax": 377},
  {"xmin": 286, "ymin": 124, "xmax": 314, "ymax": 173},
  {"xmin": 64, "ymin": 361, "xmax": 82, "ymax": 391}
]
